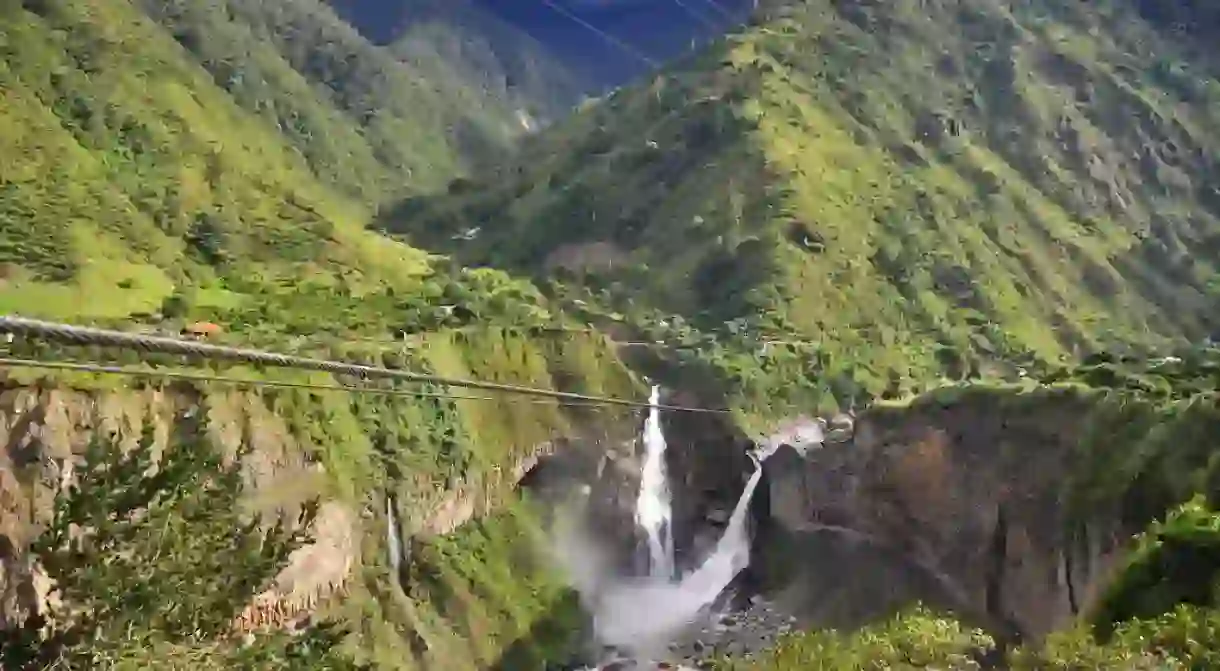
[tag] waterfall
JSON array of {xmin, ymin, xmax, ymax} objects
[
  {"xmin": 386, "ymin": 495, "xmax": 401, "ymax": 573},
  {"xmin": 549, "ymin": 402, "xmax": 828, "ymax": 663},
  {"xmin": 587, "ymin": 417, "xmax": 827, "ymax": 656},
  {"xmin": 635, "ymin": 385, "xmax": 675, "ymax": 580},
  {"xmin": 592, "ymin": 453, "xmax": 768, "ymax": 656}
]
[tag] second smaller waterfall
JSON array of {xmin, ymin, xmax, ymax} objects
[
  {"xmin": 591, "ymin": 452, "xmax": 768, "ymax": 657},
  {"xmin": 635, "ymin": 385, "xmax": 675, "ymax": 580},
  {"xmin": 386, "ymin": 495, "xmax": 401, "ymax": 573}
]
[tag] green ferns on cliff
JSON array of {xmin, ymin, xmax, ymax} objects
[
  {"xmin": 0, "ymin": 380, "xmax": 608, "ymax": 669},
  {"xmin": 1091, "ymin": 495, "xmax": 1220, "ymax": 641},
  {"xmin": 390, "ymin": 502, "xmax": 588, "ymax": 669},
  {"xmin": 0, "ymin": 326, "xmax": 639, "ymax": 670},
  {"xmin": 234, "ymin": 329, "xmax": 638, "ymax": 669}
]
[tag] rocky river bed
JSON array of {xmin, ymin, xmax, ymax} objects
[{"xmin": 574, "ymin": 595, "xmax": 799, "ymax": 670}]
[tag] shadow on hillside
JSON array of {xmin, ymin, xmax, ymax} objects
[{"xmin": 489, "ymin": 591, "xmax": 592, "ymax": 671}]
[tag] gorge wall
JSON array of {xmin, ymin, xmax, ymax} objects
[
  {"xmin": 636, "ymin": 379, "xmax": 1220, "ymax": 650},
  {"xmin": 0, "ymin": 329, "xmax": 642, "ymax": 669},
  {"xmin": 7, "ymin": 335, "xmax": 1216, "ymax": 669},
  {"xmin": 759, "ymin": 387, "xmax": 1114, "ymax": 642},
  {"xmin": 753, "ymin": 382, "xmax": 1220, "ymax": 645}
]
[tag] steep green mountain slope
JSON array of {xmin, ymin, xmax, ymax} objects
[
  {"xmin": 329, "ymin": 0, "xmax": 588, "ymax": 126},
  {"xmin": 0, "ymin": 3, "xmax": 651, "ymax": 669},
  {"xmin": 388, "ymin": 8, "xmax": 583, "ymax": 129},
  {"xmin": 132, "ymin": 0, "xmax": 545, "ymax": 202},
  {"xmin": 3, "ymin": 0, "xmax": 564, "ymax": 221},
  {"xmin": 0, "ymin": 0, "xmax": 569, "ymax": 335},
  {"xmin": 382, "ymin": 0, "xmax": 1220, "ymax": 411}
]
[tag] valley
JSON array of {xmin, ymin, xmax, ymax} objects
[{"xmin": 2, "ymin": 0, "xmax": 1220, "ymax": 669}]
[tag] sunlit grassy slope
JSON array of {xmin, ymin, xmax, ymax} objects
[
  {"xmin": 0, "ymin": 5, "xmax": 638, "ymax": 668},
  {"xmin": 0, "ymin": 0, "xmax": 566, "ymax": 335},
  {"xmin": 382, "ymin": 0, "xmax": 1220, "ymax": 394}
]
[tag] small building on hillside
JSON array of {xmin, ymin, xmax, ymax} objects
[{"xmin": 181, "ymin": 321, "xmax": 223, "ymax": 340}]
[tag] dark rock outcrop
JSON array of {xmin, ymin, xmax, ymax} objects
[
  {"xmin": 660, "ymin": 405, "xmax": 757, "ymax": 575},
  {"xmin": 756, "ymin": 390, "xmax": 1131, "ymax": 642}
]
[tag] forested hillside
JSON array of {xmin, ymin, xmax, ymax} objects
[
  {"xmin": 130, "ymin": 0, "xmax": 516, "ymax": 201},
  {"xmin": 328, "ymin": 0, "xmax": 587, "ymax": 127},
  {"xmin": 0, "ymin": 0, "xmax": 581, "ymax": 340},
  {"xmin": 0, "ymin": 3, "xmax": 641, "ymax": 669},
  {"xmin": 4, "ymin": 0, "xmax": 1220, "ymax": 669},
  {"xmin": 383, "ymin": 0, "xmax": 1220, "ymax": 414}
]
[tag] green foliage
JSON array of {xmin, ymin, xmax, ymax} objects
[
  {"xmin": 381, "ymin": 0, "xmax": 1220, "ymax": 412},
  {"xmin": 725, "ymin": 603, "xmax": 1220, "ymax": 671},
  {"xmin": 401, "ymin": 500, "xmax": 587, "ymax": 668},
  {"xmin": 1043, "ymin": 346, "xmax": 1220, "ymax": 400},
  {"xmin": 1009, "ymin": 606, "xmax": 1220, "ymax": 669},
  {"xmin": 329, "ymin": 496, "xmax": 593, "ymax": 671},
  {"xmin": 1091, "ymin": 495, "xmax": 1220, "ymax": 637},
  {"xmin": 0, "ymin": 414, "xmax": 361, "ymax": 670},
  {"xmin": 0, "ymin": 0, "xmax": 581, "ymax": 334},
  {"xmin": 133, "ymin": 0, "xmax": 535, "ymax": 201},
  {"xmin": 713, "ymin": 607, "xmax": 994, "ymax": 670}
]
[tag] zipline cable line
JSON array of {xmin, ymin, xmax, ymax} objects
[
  {"xmin": 0, "ymin": 316, "xmax": 728, "ymax": 414},
  {"xmin": 0, "ymin": 358, "xmax": 641, "ymax": 409},
  {"xmin": 668, "ymin": 0, "xmax": 725, "ymax": 31},
  {"xmin": 693, "ymin": 0, "xmax": 737, "ymax": 21},
  {"xmin": 537, "ymin": 0, "xmax": 660, "ymax": 68}
]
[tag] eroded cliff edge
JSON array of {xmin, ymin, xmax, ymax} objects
[
  {"xmin": 751, "ymin": 382, "xmax": 1220, "ymax": 644},
  {"xmin": 0, "ymin": 328, "xmax": 642, "ymax": 669}
]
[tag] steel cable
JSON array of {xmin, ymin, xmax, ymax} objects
[{"xmin": 0, "ymin": 316, "xmax": 728, "ymax": 414}]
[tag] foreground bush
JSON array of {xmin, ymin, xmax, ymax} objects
[
  {"xmin": 713, "ymin": 607, "xmax": 994, "ymax": 670},
  {"xmin": 719, "ymin": 605, "xmax": 1220, "ymax": 670},
  {"xmin": 0, "ymin": 411, "xmax": 362, "ymax": 670}
]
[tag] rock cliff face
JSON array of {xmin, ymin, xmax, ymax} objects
[
  {"xmin": 0, "ymin": 384, "xmax": 349, "ymax": 631},
  {"xmin": 0, "ymin": 329, "xmax": 645, "ymax": 669},
  {"xmin": 632, "ymin": 382, "xmax": 1216, "ymax": 647},
  {"xmin": 756, "ymin": 387, "xmax": 1135, "ymax": 642},
  {"xmin": 661, "ymin": 404, "xmax": 758, "ymax": 575}
]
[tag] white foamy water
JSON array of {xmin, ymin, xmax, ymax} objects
[
  {"xmin": 593, "ymin": 453, "xmax": 766, "ymax": 655},
  {"xmin": 551, "ymin": 410, "xmax": 827, "ymax": 662},
  {"xmin": 635, "ymin": 385, "xmax": 675, "ymax": 580},
  {"xmin": 386, "ymin": 496, "xmax": 401, "ymax": 572}
]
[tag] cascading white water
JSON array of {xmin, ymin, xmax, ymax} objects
[
  {"xmin": 550, "ymin": 410, "xmax": 827, "ymax": 664},
  {"xmin": 593, "ymin": 453, "xmax": 767, "ymax": 654},
  {"xmin": 386, "ymin": 495, "xmax": 401, "ymax": 573},
  {"xmin": 635, "ymin": 385, "xmax": 675, "ymax": 580}
]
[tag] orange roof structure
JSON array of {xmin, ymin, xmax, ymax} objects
[{"xmin": 182, "ymin": 321, "xmax": 223, "ymax": 336}]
